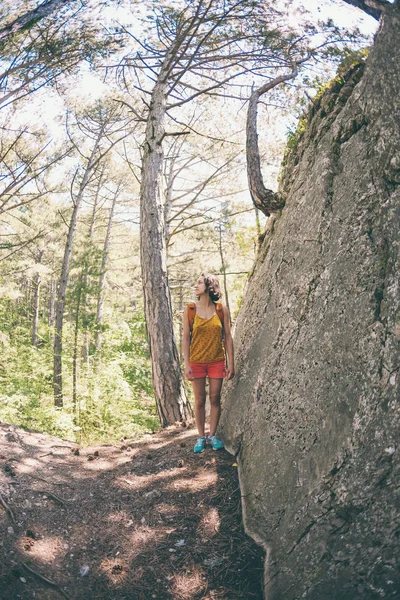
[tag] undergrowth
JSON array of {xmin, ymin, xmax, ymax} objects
[{"xmin": 0, "ymin": 305, "xmax": 160, "ymax": 445}]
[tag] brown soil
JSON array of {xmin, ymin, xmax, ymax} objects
[{"xmin": 0, "ymin": 422, "xmax": 264, "ymax": 600}]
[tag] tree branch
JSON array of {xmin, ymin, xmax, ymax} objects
[
  {"xmin": 0, "ymin": 0, "xmax": 77, "ymax": 42},
  {"xmin": 246, "ymin": 64, "xmax": 300, "ymax": 216},
  {"xmin": 340, "ymin": 0, "xmax": 390, "ymax": 20}
]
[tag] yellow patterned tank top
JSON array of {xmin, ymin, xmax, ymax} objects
[{"xmin": 190, "ymin": 313, "xmax": 225, "ymax": 364}]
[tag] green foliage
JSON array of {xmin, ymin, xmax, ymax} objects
[
  {"xmin": 281, "ymin": 48, "xmax": 369, "ymax": 175},
  {"xmin": 0, "ymin": 297, "xmax": 159, "ymax": 444},
  {"xmin": 285, "ymin": 117, "xmax": 308, "ymax": 153}
]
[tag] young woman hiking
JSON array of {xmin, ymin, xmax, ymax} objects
[{"xmin": 182, "ymin": 273, "xmax": 235, "ymax": 453}]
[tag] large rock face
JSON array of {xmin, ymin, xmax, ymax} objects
[{"xmin": 220, "ymin": 6, "xmax": 400, "ymax": 600}]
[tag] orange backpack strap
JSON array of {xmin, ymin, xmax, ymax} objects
[
  {"xmin": 215, "ymin": 302, "xmax": 224, "ymax": 326},
  {"xmin": 216, "ymin": 302, "xmax": 225, "ymax": 341},
  {"xmin": 187, "ymin": 302, "xmax": 196, "ymax": 333}
]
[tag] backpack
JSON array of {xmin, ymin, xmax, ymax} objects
[{"xmin": 187, "ymin": 302, "xmax": 224, "ymax": 342}]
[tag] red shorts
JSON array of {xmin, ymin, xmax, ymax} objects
[{"xmin": 190, "ymin": 360, "xmax": 226, "ymax": 379}]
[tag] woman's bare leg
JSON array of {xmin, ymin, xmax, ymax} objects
[
  {"xmin": 191, "ymin": 377, "xmax": 207, "ymax": 437},
  {"xmin": 208, "ymin": 377, "xmax": 224, "ymax": 437}
]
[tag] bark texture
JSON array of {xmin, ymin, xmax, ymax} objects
[
  {"xmin": 0, "ymin": 0, "xmax": 73, "ymax": 41},
  {"xmin": 140, "ymin": 73, "xmax": 193, "ymax": 426},
  {"xmin": 246, "ymin": 73, "xmax": 296, "ymax": 216},
  {"xmin": 220, "ymin": 5, "xmax": 400, "ymax": 599}
]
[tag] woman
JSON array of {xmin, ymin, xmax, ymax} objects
[{"xmin": 182, "ymin": 273, "xmax": 235, "ymax": 453}]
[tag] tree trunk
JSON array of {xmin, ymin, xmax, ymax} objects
[
  {"xmin": 48, "ymin": 279, "xmax": 56, "ymax": 328},
  {"xmin": 31, "ymin": 249, "xmax": 44, "ymax": 347},
  {"xmin": 32, "ymin": 274, "xmax": 41, "ymax": 347},
  {"xmin": 53, "ymin": 132, "xmax": 102, "ymax": 407},
  {"xmin": 0, "ymin": 0, "xmax": 74, "ymax": 41},
  {"xmin": 95, "ymin": 186, "xmax": 119, "ymax": 353},
  {"xmin": 72, "ymin": 277, "xmax": 82, "ymax": 412},
  {"xmin": 82, "ymin": 169, "xmax": 103, "ymax": 368},
  {"xmin": 140, "ymin": 72, "xmax": 193, "ymax": 426},
  {"xmin": 246, "ymin": 71, "xmax": 298, "ymax": 216},
  {"xmin": 218, "ymin": 224, "xmax": 231, "ymax": 319}
]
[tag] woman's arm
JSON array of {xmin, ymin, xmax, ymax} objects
[
  {"xmin": 223, "ymin": 305, "xmax": 235, "ymax": 380},
  {"xmin": 182, "ymin": 305, "xmax": 194, "ymax": 380}
]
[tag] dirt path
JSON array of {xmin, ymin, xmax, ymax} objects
[{"xmin": 0, "ymin": 423, "xmax": 264, "ymax": 600}]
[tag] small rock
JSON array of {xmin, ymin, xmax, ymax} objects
[
  {"xmin": 80, "ymin": 565, "xmax": 90, "ymax": 577},
  {"xmin": 7, "ymin": 526, "xmax": 14, "ymax": 535},
  {"xmin": 145, "ymin": 490, "xmax": 161, "ymax": 499},
  {"xmin": 384, "ymin": 447, "xmax": 395, "ymax": 455},
  {"xmin": 203, "ymin": 556, "xmax": 225, "ymax": 568},
  {"xmin": 20, "ymin": 577, "xmax": 26, "ymax": 583}
]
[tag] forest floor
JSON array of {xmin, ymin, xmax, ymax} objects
[{"xmin": 0, "ymin": 421, "xmax": 264, "ymax": 600}]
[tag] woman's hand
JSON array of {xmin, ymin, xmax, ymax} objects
[
  {"xmin": 185, "ymin": 366, "xmax": 194, "ymax": 381},
  {"xmin": 225, "ymin": 367, "xmax": 235, "ymax": 381}
]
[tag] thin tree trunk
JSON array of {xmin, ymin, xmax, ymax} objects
[
  {"xmin": 82, "ymin": 168, "xmax": 104, "ymax": 368},
  {"xmin": 32, "ymin": 274, "xmax": 41, "ymax": 347},
  {"xmin": 73, "ymin": 278, "xmax": 82, "ymax": 413},
  {"xmin": 140, "ymin": 70, "xmax": 193, "ymax": 426},
  {"xmin": 53, "ymin": 131, "xmax": 103, "ymax": 407},
  {"xmin": 95, "ymin": 186, "xmax": 119, "ymax": 353},
  {"xmin": 24, "ymin": 278, "xmax": 31, "ymax": 324},
  {"xmin": 48, "ymin": 279, "xmax": 56, "ymax": 328},
  {"xmin": 218, "ymin": 225, "xmax": 231, "ymax": 319},
  {"xmin": 31, "ymin": 250, "xmax": 44, "ymax": 347}
]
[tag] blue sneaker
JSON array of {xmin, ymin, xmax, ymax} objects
[
  {"xmin": 194, "ymin": 437, "xmax": 206, "ymax": 453},
  {"xmin": 208, "ymin": 435, "xmax": 224, "ymax": 451}
]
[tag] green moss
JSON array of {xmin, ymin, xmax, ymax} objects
[{"xmin": 279, "ymin": 52, "xmax": 368, "ymax": 181}]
